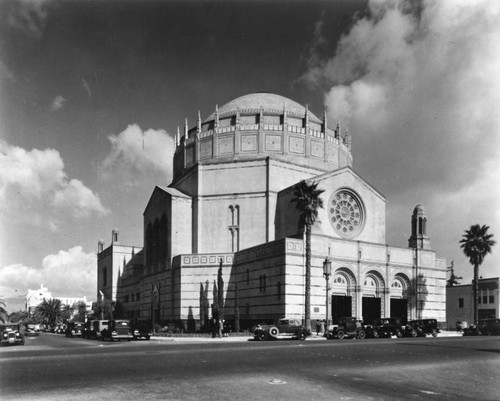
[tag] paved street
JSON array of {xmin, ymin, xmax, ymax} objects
[{"xmin": 1, "ymin": 333, "xmax": 499, "ymax": 401}]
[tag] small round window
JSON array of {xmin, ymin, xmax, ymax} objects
[{"xmin": 328, "ymin": 189, "xmax": 364, "ymax": 238}]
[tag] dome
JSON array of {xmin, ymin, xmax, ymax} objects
[{"xmin": 204, "ymin": 93, "xmax": 322, "ymax": 123}]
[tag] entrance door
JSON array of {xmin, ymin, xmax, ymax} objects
[
  {"xmin": 362, "ymin": 297, "xmax": 381, "ymax": 324},
  {"xmin": 390, "ymin": 298, "xmax": 408, "ymax": 323},
  {"xmin": 331, "ymin": 295, "xmax": 352, "ymax": 324}
]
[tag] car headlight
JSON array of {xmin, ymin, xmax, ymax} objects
[
  {"xmin": 2, "ymin": 333, "xmax": 7, "ymax": 339},
  {"xmin": 134, "ymin": 330, "xmax": 139, "ymax": 335},
  {"xmin": 112, "ymin": 331, "xmax": 117, "ymax": 335}
]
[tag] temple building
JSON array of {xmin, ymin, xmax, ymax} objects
[{"xmin": 97, "ymin": 93, "xmax": 447, "ymax": 329}]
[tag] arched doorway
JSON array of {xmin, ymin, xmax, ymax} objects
[
  {"xmin": 390, "ymin": 275, "xmax": 410, "ymax": 323},
  {"xmin": 362, "ymin": 273, "xmax": 384, "ymax": 324},
  {"xmin": 331, "ymin": 269, "xmax": 356, "ymax": 324}
]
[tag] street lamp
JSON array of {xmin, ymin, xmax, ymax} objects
[{"xmin": 323, "ymin": 257, "xmax": 332, "ymax": 327}]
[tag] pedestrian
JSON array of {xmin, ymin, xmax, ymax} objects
[
  {"xmin": 212, "ymin": 319, "xmax": 217, "ymax": 338},
  {"xmin": 218, "ymin": 319, "xmax": 223, "ymax": 338}
]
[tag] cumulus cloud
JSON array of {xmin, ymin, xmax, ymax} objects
[
  {"xmin": 99, "ymin": 124, "xmax": 175, "ymax": 187},
  {"xmin": 50, "ymin": 95, "xmax": 66, "ymax": 111},
  {"xmin": 4, "ymin": 0, "xmax": 49, "ymax": 40},
  {"xmin": 302, "ymin": 0, "xmax": 500, "ymax": 280},
  {"xmin": 0, "ymin": 247, "xmax": 97, "ymax": 302},
  {"xmin": 0, "ymin": 141, "xmax": 109, "ymax": 225}
]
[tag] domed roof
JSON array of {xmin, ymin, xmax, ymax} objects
[{"xmin": 204, "ymin": 93, "xmax": 322, "ymax": 123}]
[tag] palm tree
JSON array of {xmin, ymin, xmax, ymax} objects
[
  {"xmin": 35, "ymin": 298, "xmax": 63, "ymax": 327},
  {"xmin": 459, "ymin": 224, "xmax": 496, "ymax": 325},
  {"xmin": 0, "ymin": 298, "xmax": 8, "ymax": 323},
  {"xmin": 291, "ymin": 180, "xmax": 325, "ymax": 332}
]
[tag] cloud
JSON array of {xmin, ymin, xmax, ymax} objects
[
  {"xmin": 0, "ymin": 141, "xmax": 109, "ymax": 225},
  {"xmin": 50, "ymin": 95, "xmax": 66, "ymax": 111},
  {"xmin": 99, "ymin": 124, "xmax": 175, "ymax": 187},
  {"xmin": 302, "ymin": 0, "xmax": 500, "ymax": 280},
  {"xmin": 4, "ymin": 0, "xmax": 49, "ymax": 40},
  {"xmin": 0, "ymin": 246, "xmax": 97, "ymax": 304}
]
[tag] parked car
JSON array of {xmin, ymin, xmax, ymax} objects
[
  {"xmin": 65, "ymin": 321, "xmax": 84, "ymax": 337},
  {"xmin": 25, "ymin": 324, "xmax": 39, "ymax": 336},
  {"xmin": 90, "ymin": 320, "xmax": 108, "ymax": 340},
  {"xmin": 326, "ymin": 317, "xmax": 370, "ymax": 339},
  {"xmin": 370, "ymin": 317, "xmax": 406, "ymax": 338},
  {"xmin": 1, "ymin": 323, "xmax": 25, "ymax": 346},
  {"xmin": 82, "ymin": 320, "xmax": 93, "ymax": 339},
  {"xmin": 130, "ymin": 318, "xmax": 152, "ymax": 340},
  {"xmin": 101, "ymin": 320, "xmax": 133, "ymax": 341},
  {"xmin": 408, "ymin": 319, "xmax": 440, "ymax": 337},
  {"xmin": 253, "ymin": 318, "xmax": 309, "ymax": 341},
  {"xmin": 463, "ymin": 319, "xmax": 500, "ymax": 336}
]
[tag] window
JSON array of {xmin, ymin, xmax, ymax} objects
[
  {"xmin": 458, "ymin": 298, "xmax": 464, "ymax": 308},
  {"xmin": 483, "ymin": 295, "xmax": 488, "ymax": 304},
  {"xmin": 489, "ymin": 295, "xmax": 494, "ymax": 303},
  {"xmin": 131, "ymin": 294, "xmax": 135, "ymax": 302},
  {"xmin": 277, "ymin": 282, "xmax": 281, "ymax": 300},
  {"xmin": 228, "ymin": 205, "xmax": 240, "ymax": 252},
  {"xmin": 124, "ymin": 295, "xmax": 129, "ymax": 303},
  {"xmin": 246, "ymin": 269, "xmax": 250, "ymax": 285},
  {"xmin": 103, "ymin": 267, "xmax": 107, "ymax": 287},
  {"xmin": 136, "ymin": 292, "xmax": 140, "ymax": 301},
  {"xmin": 263, "ymin": 274, "xmax": 267, "ymax": 292}
]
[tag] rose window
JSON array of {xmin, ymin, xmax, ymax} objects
[{"xmin": 328, "ymin": 190, "xmax": 364, "ymax": 237}]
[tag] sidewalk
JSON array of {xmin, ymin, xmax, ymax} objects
[{"xmin": 151, "ymin": 331, "xmax": 462, "ymax": 343}]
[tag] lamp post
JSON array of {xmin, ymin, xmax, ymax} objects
[{"xmin": 323, "ymin": 257, "xmax": 332, "ymax": 327}]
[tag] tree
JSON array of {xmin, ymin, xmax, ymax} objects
[
  {"xmin": 459, "ymin": 224, "xmax": 496, "ymax": 325},
  {"xmin": 217, "ymin": 259, "xmax": 224, "ymax": 322},
  {"xmin": 291, "ymin": 180, "xmax": 325, "ymax": 332},
  {"xmin": 446, "ymin": 261, "xmax": 462, "ymax": 287},
  {"xmin": 0, "ymin": 298, "xmax": 7, "ymax": 323},
  {"xmin": 35, "ymin": 298, "xmax": 63, "ymax": 327}
]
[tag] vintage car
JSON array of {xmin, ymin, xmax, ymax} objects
[
  {"xmin": 90, "ymin": 320, "xmax": 108, "ymax": 340},
  {"xmin": 463, "ymin": 319, "xmax": 500, "ymax": 336},
  {"xmin": 253, "ymin": 318, "xmax": 309, "ymax": 341},
  {"xmin": 25, "ymin": 323, "xmax": 39, "ymax": 336},
  {"xmin": 326, "ymin": 317, "xmax": 370, "ymax": 339},
  {"xmin": 101, "ymin": 319, "xmax": 133, "ymax": 341},
  {"xmin": 65, "ymin": 321, "xmax": 84, "ymax": 337},
  {"xmin": 1, "ymin": 323, "xmax": 25, "ymax": 346},
  {"xmin": 408, "ymin": 319, "xmax": 440, "ymax": 337},
  {"xmin": 130, "ymin": 318, "xmax": 152, "ymax": 340},
  {"xmin": 370, "ymin": 317, "xmax": 408, "ymax": 338}
]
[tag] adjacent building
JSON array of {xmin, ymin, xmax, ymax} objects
[
  {"xmin": 25, "ymin": 284, "xmax": 91, "ymax": 316},
  {"xmin": 97, "ymin": 93, "xmax": 447, "ymax": 330},
  {"xmin": 446, "ymin": 277, "xmax": 499, "ymax": 329}
]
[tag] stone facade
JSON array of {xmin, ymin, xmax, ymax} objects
[{"xmin": 97, "ymin": 93, "xmax": 447, "ymax": 330}]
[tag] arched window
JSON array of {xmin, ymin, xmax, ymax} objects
[
  {"xmin": 159, "ymin": 214, "xmax": 168, "ymax": 267},
  {"xmin": 228, "ymin": 205, "xmax": 240, "ymax": 252},
  {"xmin": 153, "ymin": 219, "xmax": 160, "ymax": 266},
  {"xmin": 146, "ymin": 223, "xmax": 153, "ymax": 266}
]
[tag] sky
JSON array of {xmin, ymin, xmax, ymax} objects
[{"xmin": 0, "ymin": 0, "xmax": 498, "ymax": 312}]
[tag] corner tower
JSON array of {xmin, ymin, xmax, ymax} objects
[{"xmin": 408, "ymin": 204, "xmax": 431, "ymax": 250}]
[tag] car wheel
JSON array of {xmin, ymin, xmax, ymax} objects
[
  {"xmin": 396, "ymin": 329, "xmax": 403, "ymax": 338},
  {"xmin": 297, "ymin": 331, "xmax": 307, "ymax": 341},
  {"xmin": 269, "ymin": 327, "xmax": 279, "ymax": 337},
  {"xmin": 373, "ymin": 330, "xmax": 380, "ymax": 339},
  {"xmin": 431, "ymin": 329, "xmax": 438, "ymax": 337},
  {"xmin": 256, "ymin": 331, "xmax": 269, "ymax": 341},
  {"xmin": 357, "ymin": 330, "xmax": 366, "ymax": 339},
  {"xmin": 410, "ymin": 329, "xmax": 418, "ymax": 338},
  {"xmin": 337, "ymin": 330, "xmax": 346, "ymax": 340},
  {"xmin": 146, "ymin": 336, "xmax": 150, "ymax": 340}
]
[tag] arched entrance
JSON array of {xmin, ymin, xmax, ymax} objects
[
  {"xmin": 331, "ymin": 268, "xmax": 356, "ymax": 324},
  {"xmin": 362, "ymin": 272, "xmax": 384, "ymax": 324},
  {"xmin": 390, "ymin": 274, "xmax": 410, "ymax": 323}
]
